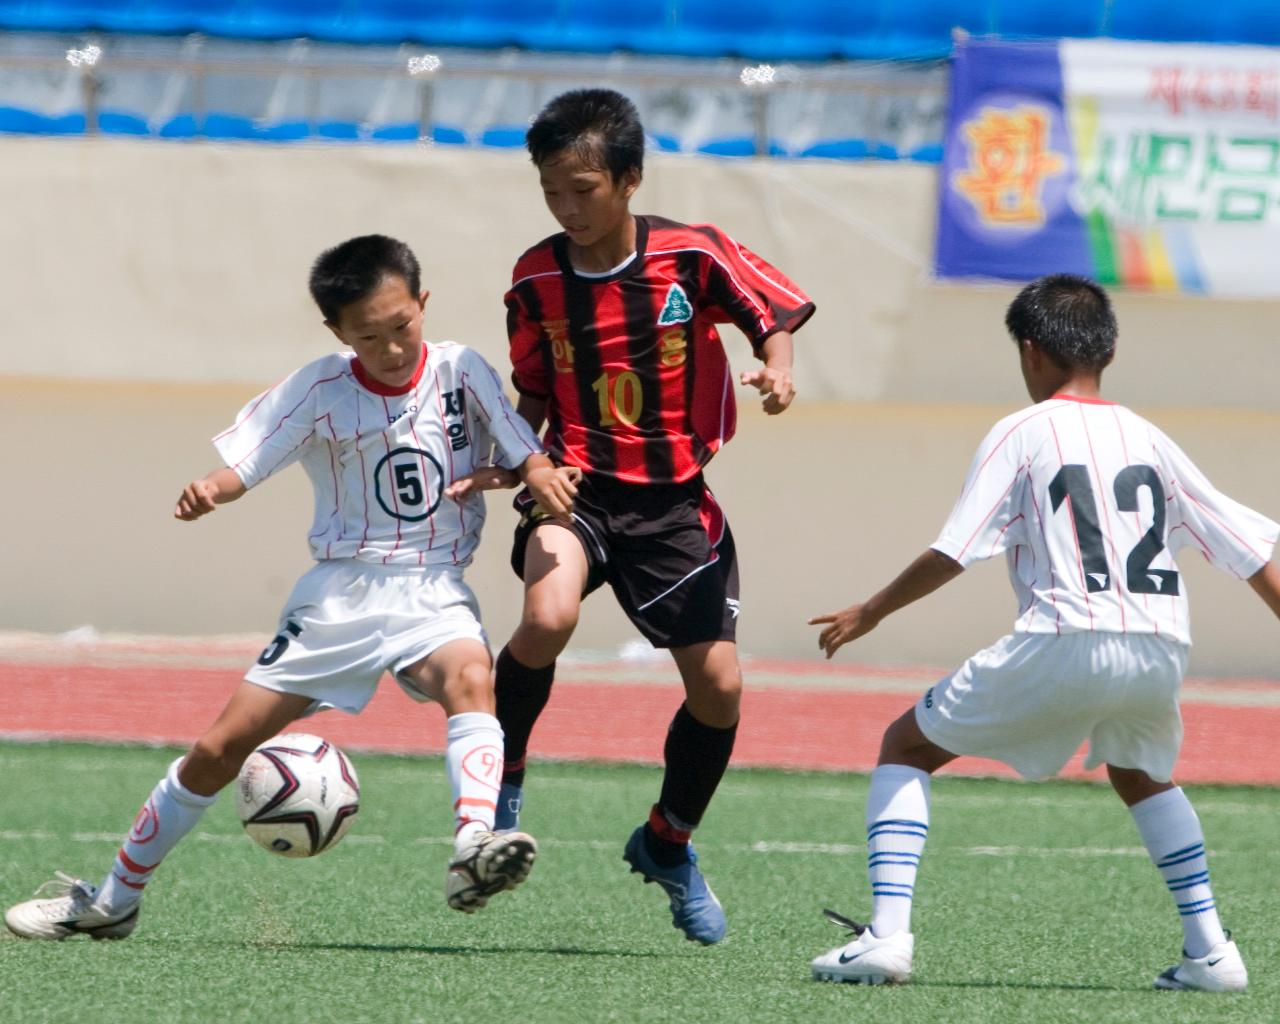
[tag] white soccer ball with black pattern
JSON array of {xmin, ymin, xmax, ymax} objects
[{"xmin": 234, "ymin": 733, "xmax": 360, "ymax": 858}]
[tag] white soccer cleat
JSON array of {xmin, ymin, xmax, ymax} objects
[
  {"xmin": 445, "ymin": 830, "xmax": 537, "ymax": 913},
  {"xmin": 5, "ymin": 872, "xmax": 139, "ymax": 941},
  {"xmin": 1154, "ymin": 937, "xmax": 1248, "ymax": 992},
  {"xmin": 810, "ymin": 909, "xmax": 913, "ymax": 985}
]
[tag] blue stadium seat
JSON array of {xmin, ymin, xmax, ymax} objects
[
  {"xmin": 1109, "ymin": 0, "xmax": 1280, "ymax": 46},
  {"xmin": 158, "ymin": 114, "xmax": 198, "ymax": 138},
  {"xmin": 1215, "ymin": 0, "xmax": 1280, "ymax": 45},
  {"xmin": 877, "ymin": 0, "xmax": 994, "ymax": 58},
  {"xmin": 799, "ymin": 138, "xmax": 872, "ymax": 160},
  {"xmin": 98, "ymin": 109, "xmax": 149, "ymax": 134},
  {"xmin": 799, "ymin": 138, "xmax": 899, "ymax": 160},
  {"xmin": 201, "ymin": 113, "xmax": 256, "ymax": 139},
  {"xmin": 46, "ymin": 111, "xmax": 87, "ymax": 134},
  {"xmin": 793, "ymin": 2, "xmax": 886, "ymax": 60},
  {"xmin": 315, "ymin": 120, "xmax": 359, "ymax": 140},
  {"xmin": 908, "ymin": 142, "xmax": 944, "ymax": 163},
  {"xmin": 260, "ymin": 119, "xmax": 310, "ymax": 140},
  {"xmin": 0, "ymin": 105, "xmax": 55, "ymax": 134},
  {"xmin": 125, "ymin": 0, "xmax": 249, "ymax": 37},
  {"xmin": 1108, "ymin": 2, "xmax": 1216, "ymax": 43},
  {"xmin": 432, "ymin": 124, "xmax": 467, "ymax": 145},
  {"xmin": 997, "ymin": 0, "xmax": 1106, "ymax": 40},
  {"xmin": 371, "ymin": 122, "xmax": 418, "ymax": 142},
  {"xmin": 479, "ymin": 125, "xmax": 527, "ymax": 148},
  {"xmin": 0, "ymin": 1, "xmax": 118, "ymax": 33},
  {"xmin": 677, "ymin": 0, "xmax": 784, "ymax": 59},
  {"xmin": 696, "ymin": 136, "xmax": 784, "ymax": 157},
  {"xmin": 343, "ymin": 0, "xmax": 556, "ymax": 48},
  {"xmin": 238, "ymin": 0, "xmax": 348, "ymax": 42},
  {"xmin": 555, "ymin": 0, "xmax": 674, "ymax": 54}
]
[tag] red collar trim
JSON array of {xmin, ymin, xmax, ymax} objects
[
  {"xmin": 351, "ymin": 343, "xmax": 428, "ymax": 396},
  {"xmin": 1050, "ymin": 392, "xmax": 1114, "ymax": 406}
]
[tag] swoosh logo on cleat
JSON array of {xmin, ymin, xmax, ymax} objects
[
  {"xmin": 1206, "ymin": 957, "xmax": 1224, "ymax": 967},
  {"xmin": 838, "ymin": 950, "xmax": 864, "ymax": 964}
]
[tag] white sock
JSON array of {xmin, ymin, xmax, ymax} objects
[
  {"xmin": 865, "ymin": 763, "xmax": 931, "ymax": 938},
  {"xmin": 1130, "ymin": 787, "xmax": 1227, "ymax": 958},
  {"xmin": 96, "ymin": 757, "xmax": 217, "ymax": 913},
  {"xmin": 446, "ymin": 712, "xmax": 505, "ymax": 849}
]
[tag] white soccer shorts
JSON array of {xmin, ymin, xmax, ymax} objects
[
  {"xmin": 915, "ymin": 631, "xmax": 1190, "ymax": 782},
  {"xmin": 244, "ymin": 558, "xmax": 488, "ymax": 714}
]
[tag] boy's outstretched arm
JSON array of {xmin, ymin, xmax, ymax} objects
[
  {"xmin": 174, "ymin": 467, "xmax": 246, "ymax": 521},
  {"xmin": 740, "ymin": 330, "xmax": 795, "ymax": 415},
  {"xmin": 809, "ymin": 548, "xmax": 964, "ymax": 659},
  {"xmin": 1248, "ymin": 560, "xmax": 1280, "ymax": 620}
]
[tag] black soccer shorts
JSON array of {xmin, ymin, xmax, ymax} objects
[{"xmin": 510, "ymin": 472, "xmax": 740, "ymax": 649}]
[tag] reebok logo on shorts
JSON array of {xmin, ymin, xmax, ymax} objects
[{"xmin": 726, "ymin": 598, "xmax": 741, "ymax": 619}]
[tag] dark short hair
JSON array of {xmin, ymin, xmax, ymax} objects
[
  {"xmin": 526, "ymin": 88, "xmax": 644, "ymax": 180},
  {"xmin": 1005, "ymin": 274, "xmax": 1117, "ymax": 371},
  {"xmin": 309, "ymin": 235, "xmax": 421, "ymax": 323}
]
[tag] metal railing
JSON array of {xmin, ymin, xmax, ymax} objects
[{"xmin": 0, "ymin": 32, "xmax": 948, "ymax": 157}]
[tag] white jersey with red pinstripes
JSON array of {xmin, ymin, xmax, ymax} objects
[
  {"xmin": 932, "ymin": 394, "xmax": 1278, "ymax": 643},
  {"xmin": 213, "ymin": 341, "xmax": 543, "ymax": 567}
]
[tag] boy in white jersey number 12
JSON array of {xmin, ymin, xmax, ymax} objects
[
  {"xmin": 808, "ymin": 274, "xmax": 1280, "ymax": 991},
  {"xmin": 5, "ymin": 235, "xmax": 581, "ymax": 940}
]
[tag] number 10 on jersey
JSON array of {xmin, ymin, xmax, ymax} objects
[{"xmin": 592, "ymin": 370, "xmax": 643, "ymax": 427}]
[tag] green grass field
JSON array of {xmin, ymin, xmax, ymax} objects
[{"xmin": 1, "ymin": 741, "xmax": 1275, "ymax": 1024}]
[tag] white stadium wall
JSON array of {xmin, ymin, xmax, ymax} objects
[{"xmin": 2, "ymin": 138, "xmax": 1277, "ymax": 675}]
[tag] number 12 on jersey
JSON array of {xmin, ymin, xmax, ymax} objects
[{"xmin": 1049, "ymin": 464, "xmax": 1180, "ymax": 596}]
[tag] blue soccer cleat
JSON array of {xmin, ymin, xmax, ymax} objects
[
  {"xmin": 493, "ymin": 781, "xmax": 523, "ymax": 833},
  {"xmin": 623, "ymin": 825, "xmax": 726, "ymax": 945}
]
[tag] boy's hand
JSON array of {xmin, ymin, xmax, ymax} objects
[
  {"xmin": 740, "ymin": 366, "xmax": 795, "ymax": 415},
  {"xmin": 525, "ymin": 464, "xmax": 582, "ymax": 524},
  {"xmin": 175, "ymin": 479, "xmax": 222, "ymax": 521},
  {"xmin": 445, "ymin": 466, "xmax": 520, "ymax": 502},
  {"xmin": 808, "ymin": 603, "xmax": 880, "ymax": 659},
  {"xmin": 174, "ymin": 467, "xmax": 246, "ymax": 521}
]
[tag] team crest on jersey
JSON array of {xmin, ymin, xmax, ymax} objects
[{"xmin": 657, "ymin": 284, "xmax": 693, "ymax": 326}]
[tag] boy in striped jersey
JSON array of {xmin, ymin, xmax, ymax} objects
[
  {"xmin": 5, "ymin": 235, "xmax": 581, "ymax": 940},
  {"xmin": 490, "ymin": 89, "xmax": 815, "ymax": 944},
  {"xmin": 808, "ymin": 274, "xmax": 1279, "ymax": 990}
]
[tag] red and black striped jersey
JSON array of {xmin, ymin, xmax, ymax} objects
[{"xmin": 505, "ymin": 214, "xmax": 815, "ymax": 484}]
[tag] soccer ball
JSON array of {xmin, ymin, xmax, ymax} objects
[{"xmin": 234, "ymin": 733, "xmax": 360, "ymax": 858}]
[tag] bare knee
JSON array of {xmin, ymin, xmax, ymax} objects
[
  {"xmin": 440, "ymin": 658, "xmax": 496, "ymax": 715},
  {"xmin": 1107, "ymin": 764, "xmax": 1174, "ymax": 807},
  {"xmin": 683, "ymin": 663, "xmax": 742, "ymax": 728},
  {"xmin": 513, "ymin": 598, "xmax": 578, "ymax": 662},
  {"xmin": 878, "ymin": 709, "xmax": 953, "ymax": 774}
]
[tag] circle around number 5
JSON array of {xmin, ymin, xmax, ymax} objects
[{"xmin": 374, "ymin": 446, "xmax": 445, "ymax": 522}]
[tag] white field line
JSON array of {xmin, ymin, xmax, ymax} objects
[{"xmin": 0, "ymin": 830, "xmax": 1207, "ymax": 859}]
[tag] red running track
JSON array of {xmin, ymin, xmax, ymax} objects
[{"xmin": 3, "ymin": 657, "xmax": 1278, "ymax": 785}]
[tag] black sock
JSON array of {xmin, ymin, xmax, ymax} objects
[
  {"xmin": 494, "ymin": 645, "xmax": 555, "ymax": 788},
  {"xmin": 646, "ymin": 703, "xmax": 738, "ymax": 866}
]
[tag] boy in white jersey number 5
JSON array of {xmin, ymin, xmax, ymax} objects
[
  {"xmin": 808, "ymin": 274, "xmax": 1280, "ymax": 991},
  {"xmin": 5, "ymin": 235, "xmax": 580, "ymax": 940}
]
